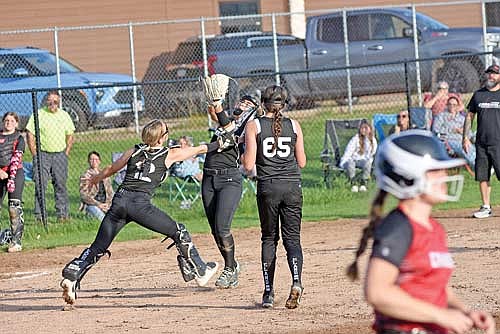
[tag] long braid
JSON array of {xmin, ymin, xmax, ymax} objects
[
  {"xmin": 271, "ymin": 106, "xmax": 283, "ymax": 151},
  {"xmin": 346, "ymin": 189, "xmax": 388, "ymax": 281}
]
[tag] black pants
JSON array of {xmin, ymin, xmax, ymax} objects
[
  {"xmin": 202, "ymin": 168, "xmax": 242, "ymax": 269},
  {"xmin": 0, "ymin": 168, "xmax": 24, "ymax": 203},
  {"xmin": 257, "ymin": 179, "xmax": 303, "ymax": 292},
  {"xmin": 91, "ymin": 188, "xmax": 178, "ymax": 254}
]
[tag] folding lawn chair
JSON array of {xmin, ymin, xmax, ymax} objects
[
  {"xmin": 319, "ymin": 118, "xmax": 365, "ymax": 188},
  {"xmin": 167, "ymin": 162, "xmax": 201, "ymax": 208},
  {"xmin": 372, "ymin": 113, "xmax": 397, "ymax": 142}
]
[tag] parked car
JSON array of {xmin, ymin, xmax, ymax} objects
[
  {"xmin": 0, "ymin": 47, "xmax": 143, "ymax": 131},
  {"xmin": 144, "ymin": 8, "xmax": 500, "ymax": 115}
]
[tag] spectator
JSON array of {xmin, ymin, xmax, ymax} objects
[
  {"xmin": 389, "ymin": 109, "xmax": 415, "ymax": 135},
  {"xmin": 0, "ymin": 112, "xmax": 25, "ymax": 252},
  {"xmin": 424, "ymin": 80, "xmax": 462, "ymax": 116},
  {"xmin": 79, "ymin": 151, "xmax": 114, "ymax": 221},
  {"xmin": 463, "ymin": 64, "xmax": 500, "ymax": 219},
  {"xmin": 26, "ymin": 91, "xmax": 75, "ymax": 223},
  {"xmin": 175, "ymin": 136, "xmax": 203, "ymax": 182},
  {"xmin": 433, "ymin": 95, "xmax": 476, "ymax": 168},
  {"xmin": 340, "ymin": 119, "xmax": 377, "ymax": 192}
]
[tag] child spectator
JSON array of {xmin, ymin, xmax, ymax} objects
[{"xmin": 340, "ymin": 119, "xmax": 377, "ymax": 192}]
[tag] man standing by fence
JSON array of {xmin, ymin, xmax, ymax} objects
[
  {"xmin": 463, "ymin": 64, "xmax": 500, "ymax": 219},
  {"xmin": 26, "ymin": 91, "xmax": 75, "ymax": 223}
]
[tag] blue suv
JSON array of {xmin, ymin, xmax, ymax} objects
[{"xmin": 0, "ymin": 47, "xmax": 143, "ymax": 131}]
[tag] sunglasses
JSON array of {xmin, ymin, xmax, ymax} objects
[{"xmin": 397, "ymin": 114, "xmax": 408, "ymax": 119}]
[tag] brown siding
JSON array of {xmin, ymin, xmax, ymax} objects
[{"xmin": 0, "ymin": 0, "xmax": 487, "ymax": 79}]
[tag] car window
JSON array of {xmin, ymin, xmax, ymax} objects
[
  {"xmin": 0, "ymin": 55, "xmax": 30, "ymax": 78},
  {"xmin": 317, "ymin": 16, "xmax": 343, "ymax": 43},
  {"xmin": 171, "ymin": 42, "xmax": 203, "ymax": 64},
  {"xmin": 22, "ymin": 52, "xmax": 80, "ymax": 75},
  {"xmin": 347, "ymin": 14, "xmax": 369, "ymax": 41},
  {"xmin": 370, "ymin": 14, "xmax": 409, "ymax": 40}
]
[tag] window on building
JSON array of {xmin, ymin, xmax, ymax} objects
[{"xmin": 219, "ymin": 1, "xmax": 261, "ymax": 34}]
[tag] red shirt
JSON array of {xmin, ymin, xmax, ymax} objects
[{"xmin": 372, "ymin": 208, "xmax": 453, "ymax": 334}]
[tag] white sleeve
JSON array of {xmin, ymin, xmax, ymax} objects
[{"xmin": 340, "ymin": 136, "xmax": 357, "ymax": 168}]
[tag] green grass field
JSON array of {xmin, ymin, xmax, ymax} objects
[{"xmin": 1, "ymin": 106, "xmax": 494, "ymax": 252}]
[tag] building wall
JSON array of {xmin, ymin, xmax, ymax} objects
[{"xmin": 0, "ymin": 0, "xmax": 485, "ymax": 79}]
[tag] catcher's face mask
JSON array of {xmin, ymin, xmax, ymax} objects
[{"xmin": 234, "ymin": 99, "xmax": 257, "ymax": 117}]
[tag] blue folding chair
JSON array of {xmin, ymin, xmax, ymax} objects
[{"xmin": 372, "ymin": 113, "xmax": 397, "ymax": 142}]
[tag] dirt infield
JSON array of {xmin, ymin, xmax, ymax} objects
[{"xmin": 0, "ymin": 208, "xmax": 499, "ymax": 334}]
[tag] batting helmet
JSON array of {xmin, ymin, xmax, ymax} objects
[{"xmin": 375, "ymin": 129, "xmax": 465, "ymax": 201}]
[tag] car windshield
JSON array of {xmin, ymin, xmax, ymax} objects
[{"xmin": 22, "ymin": 52, "xmax": 81, "ymax": 75}]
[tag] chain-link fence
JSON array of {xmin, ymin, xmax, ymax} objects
[
  {"xmin": 2, "ymin": 48, "xmax": 493, "ymax": 223},
  {"xmin": 1, "ymin": 1, "xmax": 499, "ymax": 223}
]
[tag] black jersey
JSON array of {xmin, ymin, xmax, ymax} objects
[
  {"xmin": 255, "ymin": 117, "xmax": 301, "ymax": 181},
  {"xmin": 204, "ymin": 134, "xmax": 239, "ymax": 169},
  {"xmin": 0, "ymin": 131, "xmax": 25, "ymax": 168},
  {"xmin": 467, "ymin": 87, "xmax": 500, "ymax": 146},
  {"xmin": 120, "ymin": 144, "xmax": 169, "ymax": 195}
]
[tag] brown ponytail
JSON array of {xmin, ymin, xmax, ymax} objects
[
  {"xmin": 271, "ymin": 106, "xmax": 283, "ymax": 151},
  {"xmin": 346, "ymin": 189, "xmax": 388, "ymax": 281}
]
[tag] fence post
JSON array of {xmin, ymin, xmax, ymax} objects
[
  {"xmin": 128, "ymin": 22, "xmax": 140, "ymax": 134},
  {"xmin": 411, "ymin": 5, "xmax": 422, "ymax": 106},
  {"xmin": 404, "ymin": 62, "xmax": 412, "ymax": 111},
  {"xmin": 53, "ymin": 27, "xmax": 62, "ymax": 106},
  {"xmin": 272, "ymin": 13, "xmax": 281, "ymax": 86},
  {"xmin": 31, "ymin": 91, "xmax": 48, "ymax": 230},
  {"xmin": 342, "ymin": 10, "xmax": 352, "ymax": 113},
  {"xmin": 481, "ymin": 0, "xmax": 491, "ymax": 68},
  {"xmin": 200, "ymin": 17, "xmax": 212, "ymax": 128}
]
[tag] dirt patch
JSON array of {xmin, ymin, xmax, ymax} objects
[{"xmin": 0, "ymin": 208, "xmax": 499, "ymax": 333}]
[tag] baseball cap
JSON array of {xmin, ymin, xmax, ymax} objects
[{"xmin": 485, "ymin": 64, "xmax": 500, "ymax": 74}]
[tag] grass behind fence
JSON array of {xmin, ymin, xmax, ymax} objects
[{"xmin": 1, "ymin": 106, "xmax": 493, "ymax": 252}]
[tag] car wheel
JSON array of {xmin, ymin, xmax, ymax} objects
[
  {"xmin": 438, "ymin": 60, "xmax": 480, "ymax": 93},
  {"xmin": 63, "ymin": 99, "xmax": 88, "ymax": 132}
]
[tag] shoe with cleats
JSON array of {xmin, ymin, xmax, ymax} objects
[
  {"xmin": 285, "ymin": 283, "xmax": 303, "ymax": 309},
  {"xmin": 215, "ymin": 261, "xmax": 240, "ymax": 288},
  {"xmin": 262, "ymin": 290, "xmax": 274, "ymax": 308},
  {"xmin": 60, "ymin": 278, "xmax": 77, "ymax": 305},
  {"xmin": 194, "ymin": 261, "xmax": 218, "ymax": 287}
]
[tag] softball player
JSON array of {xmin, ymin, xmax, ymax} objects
[
  {"xmin": 347, "ymin": 130, "xmax": 495, "ymax": 334},
  {"xmin": 0, "ymin": 112, "xmax": 25, "ymax": 253},
  {"xmin": 60, "ymin": 119, "xmax": 233, "ymax": 305},
  {"xmin": 243, "ymin": 85, "xmax": 306, "ymax": 309},
  {"xmin": 203, "ymin": 95, "xmax": 260, "ymax": 288}
]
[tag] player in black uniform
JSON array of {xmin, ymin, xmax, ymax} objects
[
  {"xmin": 60, "ymin": 119, "xmax": 233, "ymax": 305},
  {"xmin": 242, "ymin": 85, "xmax": 306, "ymax": 309},
  {"xmin": 0, "ymin": 112, "xmax": 25, "ymax": 253},
  {"xmin": 203, "ymin": 95, "xmax": 260, "ymax": 288}
]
